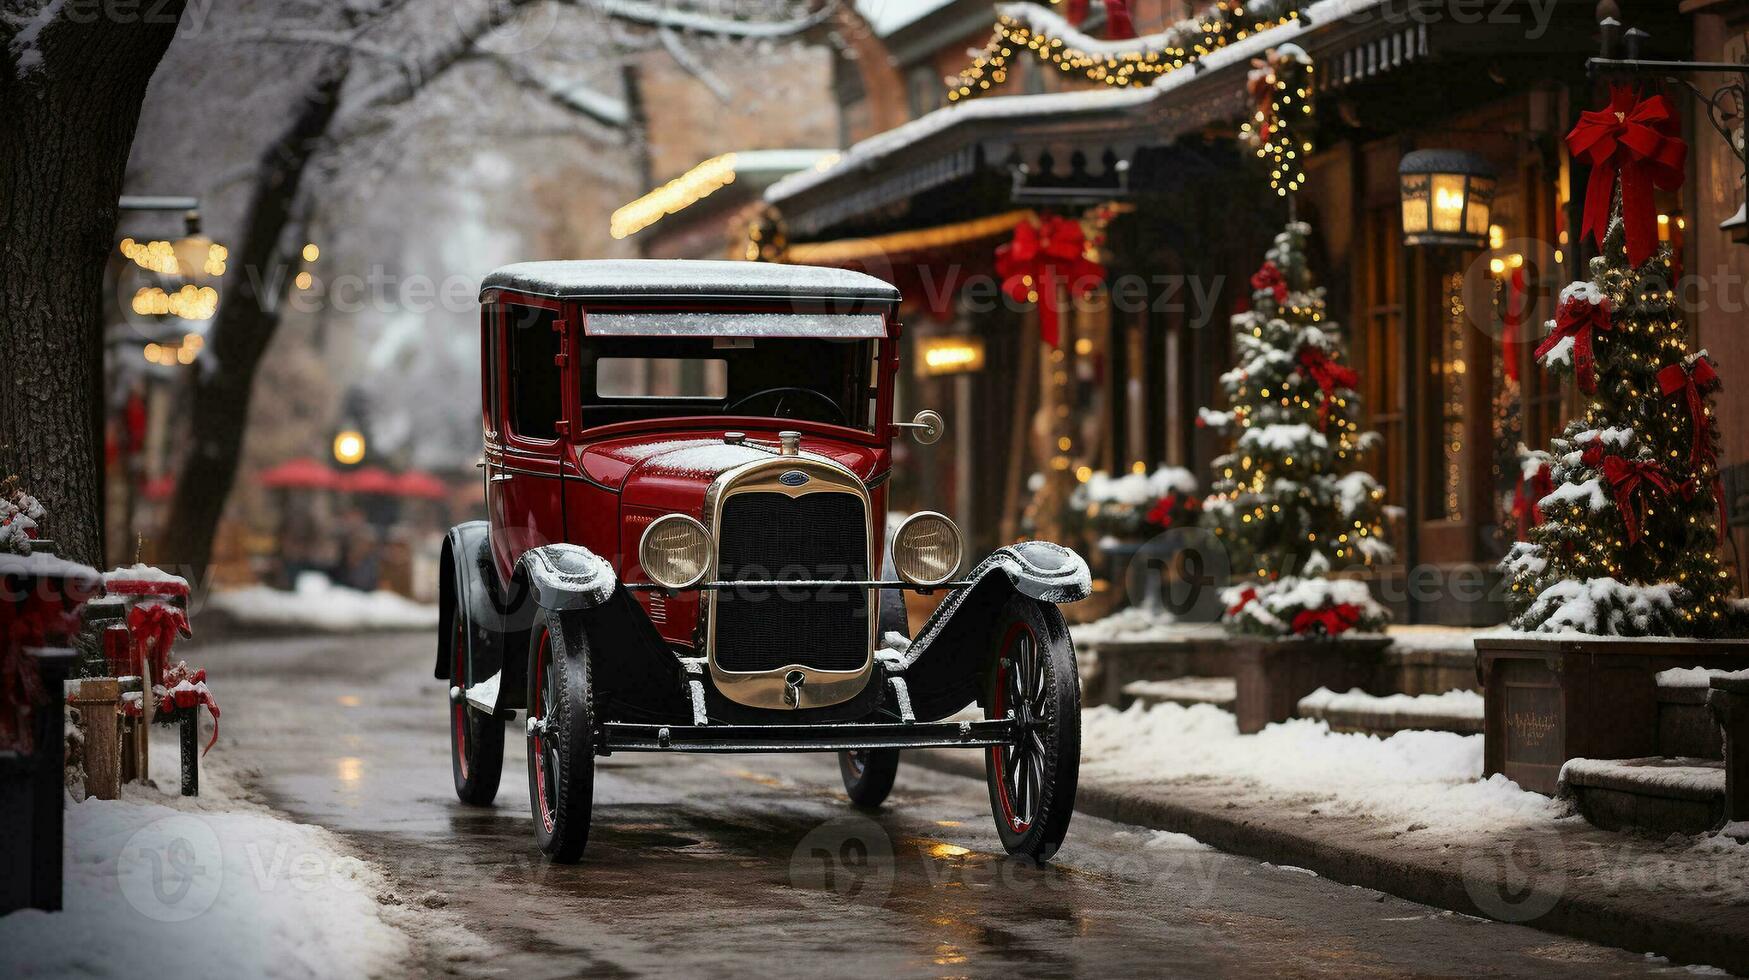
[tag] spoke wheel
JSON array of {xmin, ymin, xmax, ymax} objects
[
  {"xmin": 448, "ymin": 608, "xmax": 503, "ymax": 805},
  {"xmin": 527, "ymin": 611, "xmax": 595, "ymax": 863},
  {"xmin": 838, "ymin": 748, "xmax": 900, "ymax": 809},
  {"xmin": 982, "ymin": 596, "xmax": 1080, "ymax": 862}
]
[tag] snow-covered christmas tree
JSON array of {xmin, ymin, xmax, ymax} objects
[
  {"xmin": 1503, "ymin": 92, "xmax": 1745, "ymax": 637},
  {"xmin": 1200, "ymin": 222, "xmax": 1393, "ymax": 637}
]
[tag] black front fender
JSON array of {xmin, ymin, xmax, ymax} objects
[
  {"xmin": 437, "ymin": 521, "xmax": 504, "ymax": 682},
  {"xmin": 890, "ymin": 541, "xmax": 1089, "ymax": 721}
]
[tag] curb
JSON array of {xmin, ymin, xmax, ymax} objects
[{"xmin": 908, "ymin": 749, "xmax": 1749, "ymax": 976}]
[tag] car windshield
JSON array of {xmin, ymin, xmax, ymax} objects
[{"xmin": 579, "ymin": 335, "xmax": 880, "ymax": 432}]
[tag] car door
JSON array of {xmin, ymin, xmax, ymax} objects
[{"xmin": 488, "ymin": 300, "xmax": 569, "ymax": 581}]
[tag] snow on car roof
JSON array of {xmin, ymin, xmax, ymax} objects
[{"xmin": 480, "ymin": 260, "xmax": 900, "ymax": 305}]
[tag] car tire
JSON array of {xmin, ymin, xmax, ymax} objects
[
  {"xmin": 839, "ymin": 748, "xmax": 900, "ymax": 808},
  {"xmin": 981, "ymin": 594, "xmax": 1080, "ymax": 863},
  {"xmin": 448, "ymin": 606, "xmax": 505, "ymax": 806},
  {"xmin": 527, "ymin": 610, "xmax": 595, "ymax": 863}
]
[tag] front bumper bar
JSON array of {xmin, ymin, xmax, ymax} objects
[{"xmin": 600, "ymin": 716, "xmax": 1014, "ymax": 753}]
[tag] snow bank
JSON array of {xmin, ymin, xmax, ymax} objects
[
  {"xmin": 1656, "ymin": 666, "xmax": 1749, "ymax": 689},
  {"xmin": 0, "ymin": 782, "xmax": 410, "ymax": 979},
  {"xmin": 1082, "ymin": 701, "xmax": 1565, "ymax": 836},
  {"xmin": 1297, "ymin": 686, "xmax": 1483, "ymax": 721},
  {"xmin": 202, "ymin": 573, "xmax": 437, "ymax": 633}
]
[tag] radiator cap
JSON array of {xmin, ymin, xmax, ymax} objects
[{"xmin": 778, "ymin": 431, "xmax": 801, "ymax": 456}]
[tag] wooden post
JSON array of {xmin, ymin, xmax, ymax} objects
[
  {"xmin": 179, "ymin": 713, "xmax": 198, "ymax": 797},
  {"xmin": 1711, "ymin": 676, "xmax": 1749, "ymax": 821},
  {"xmin": 64, "ymin": 677, "xmax": 121, "ymax": 800}
]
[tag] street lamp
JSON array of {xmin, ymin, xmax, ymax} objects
[
  {"xmin": 1398, "ymin": 149, "xmax": 1497, "ymax": 249},
  {"xmin": 332, "ymin": 430, "xmax": 367, "ymax": 467}
]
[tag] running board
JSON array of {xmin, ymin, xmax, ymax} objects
[{"xmin": 600, "ymin": 717, "xmax": 1015, "ymax": 753}]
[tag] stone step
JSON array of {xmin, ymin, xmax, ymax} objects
[
  {"xmin": 1559, "ymin": 757, "xmax": 1728, "ymax": 835},
  {"xmin": 1119, "ymin": 676, "xmax": 1236, "ymax": 711},
  {"xmin": 1294, "ymin": 686, "xmax": 1483, "ymax": 737}
]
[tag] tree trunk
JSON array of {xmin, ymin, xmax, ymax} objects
[
  {"xmin": 0, "ymin": 4, "xmax": 187, "ymax": 565},
  {"xmin": 159, "ymin": 52, "xmax": 351, "ymax": 583}
]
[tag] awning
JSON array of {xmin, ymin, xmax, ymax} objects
[{"xmin": 768, "ymin": 0, "xmax": 1446, "ymax": 238}]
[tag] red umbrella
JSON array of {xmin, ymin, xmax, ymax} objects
[
  {"xmin": 342, "ymin": 466, "xmax": 399, "ymax": 495},
  {"xmin": 389, "ymin": 470, "xmax": 450, "ymax": 500},
  {"xmin": 258, "ymin": 457, "xmax": 342, "ymax": 490}
]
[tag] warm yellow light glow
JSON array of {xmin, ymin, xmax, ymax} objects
[
  {"xmin": 333, "ymin": 430, "xmax": 367, "ymax": 466},
  {"xmin": 611, "ymin": 153, "xmax": 739, "ymax": 239},
  {"xmin": 1488, "ymin": 224, "xmax": 1505, "ymax": 249},
  {"xmin": 303, "ymin": 243, "xmax": 320, "ymax": 262},
  {"xmin": 917, "ymin": 335, "xmax": 987, "ymax": 376}
]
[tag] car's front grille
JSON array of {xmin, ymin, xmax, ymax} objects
[{"xmin": 713, "ymin": 490, "xmax": 869, "ymax": 673}]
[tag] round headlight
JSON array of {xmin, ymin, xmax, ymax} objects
[
  {"xmin": 892, "ymin": 511, "xmax": 963, "ymax": 586},
  {"xmin": 639, "ymin": 514, "xmax": 713, "ymax": 590}
]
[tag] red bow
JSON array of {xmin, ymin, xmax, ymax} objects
[
  {"xmin": 1512, "ymin": 463, "xmax": 1555, "ymax": 539},
  {"xmin": 1535, "ymin": 293, "xmax": 1612, "ymax": 393},
  {"xmin": 156, "ymin": 663, "xmax": 220, "ymax": 756},
  {"xmin": 1602, "ymin": 455, "xmax": 1680, "ymax": 544},
  {"xmin": 996, "ymin": 216, "xmax": 1105, "ymax": 348},
  {"xmin": 1658, "ymin": 357, "xmax": 1726, "ymax": 542},
  {"xmin": 1291, "ymin": 603, "xmax": 1362, "ymax": 637},
  {"xmin": 0, "ymin": 597, "xmax": 78, "ymax": 755},
  {"xmin": 1064, "ymin": 0, "xmax": 1088, "ymax": 25},
  {"xmin": 127, "ymin": 601, "xmax": 190, "ymax": 686},
  {"xmin": 1250, "ymin": 261, "xmax": 1289, "ymax": 304},
  {"xmin": 1566, "ymin": 87, "xmax": 1687, "ymax": 268},
  {"xmin": 1296, "ymin": 346, "xmax": 1359, "ymax": 430},
  {"xmin": 1225, "ymin": 587, "xmax": 1258, "ymax": 618}
]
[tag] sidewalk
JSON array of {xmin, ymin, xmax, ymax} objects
[{"xmin": 913, "ymin": 700, "xmax": 1749, "ymax": 976}]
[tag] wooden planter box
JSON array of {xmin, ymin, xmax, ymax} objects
[
  {"xmin": 1231, "ymin": 636, "xmax": 1391, "ymax": 734},
  {"xmin": 1476, "ymin": 636, "xmax": 1749, "ymax": 795},
  {"xmin": 1081, "ymin": 625, "xmax": 1234, "ymax": 708}
]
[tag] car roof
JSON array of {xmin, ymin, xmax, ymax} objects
[{"xmin": 479, "ymin": 259, "xmax": 900, "ymax": 306}]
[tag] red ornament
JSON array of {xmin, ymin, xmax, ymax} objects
[
  {"xmin": 1535, "ymin": 292, "xmax": 1612, "ymax": 394},
  {"xmin": 1295, "ymin": 346, "xmax": 1359, "ymax": 430},
  {"xmin": 995, "ymin": 215, "xmax": 1105, "ymax": 348},
  {"xmin": 1291, "ymin": 603, "xmax": 1362, "ymax": 637},
  {"xmin": 1566, "ymin": 87, "xmax": 1687, "ymax": 268}
]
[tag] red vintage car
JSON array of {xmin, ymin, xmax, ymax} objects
[{"xmin": 441, "ymin": 260, "xmax": 1090, "ymax": 863}]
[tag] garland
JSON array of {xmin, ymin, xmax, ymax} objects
[
  {"xmin": 948, "ymin": 0, "xmax": 1305, "ymax": 103},
  {"xmin": 1241, "ymin": 45, "xmax": 1313, "ymax": 197}
]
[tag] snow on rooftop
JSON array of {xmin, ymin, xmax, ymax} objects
[
  {"xmin": 480, "ymin": 259, "xmax": 899, "ymax": 303},
  {"xmin": 857, "ymin": 0, "xmax": 959, "ymax": 36}
]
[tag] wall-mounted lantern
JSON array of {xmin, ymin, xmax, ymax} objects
[
  {"xmin": 915, "ymin": 335, "xmax": 987, "ymax": 377},
  {"xmin": 1398, "ymin": 149, "xmax": 1498, "ymax": 249}
]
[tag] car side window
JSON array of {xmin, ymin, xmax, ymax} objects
[
  {"xmin": 507, "ymin": 304, "xmax": 561, "ymax": 441},
  {"xmin": 482, "ymin": 307, "xmax": 501, "ymax": 438}
]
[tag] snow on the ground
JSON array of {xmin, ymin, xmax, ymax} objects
[
  {"xmin": 1070, "ymin": 604, "xmax": 1181, "ymax": 645},
  {"xmin": 1296, "ymin": 686, "xmax": 1484, "ymax": 721},
  {"xmin": 0, "ymin": 744, "xmax": 424, "ymax": 979},
  {"xmin": 1109, "ymin": 828, "xmax": 1214, "ymax": 852},
  {"xmin": 1082, "ymin": 701, "xmax": 1565, "ymax": 836},
  {"xmin": 1656, "ymin": 666, "xmax": 1749, "ymax": 689},
  {"xmin": 1383, "ymin": 624, "xmax": 1486, "ymax": 653},
  {"xmin": 201, "ymin": 572, "xmax": 437, "ymax": 632},
  {"xmin": 1123, "ymin": 676, "xmax": 1236, "ymax": 705}
]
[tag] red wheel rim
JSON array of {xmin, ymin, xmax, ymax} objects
[
  {"xmin": 531, "ymin": 630, "xmax": 557, "ymax": 834},
  {"xmin": 452, "ymin": 616, "xmax": 469, "ymax": 780},
  {"xmin": 990, "ymin": 620, "xmax": 1046, "ymax": 834}
]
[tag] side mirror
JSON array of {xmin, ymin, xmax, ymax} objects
[{"xmin": 898, "ymin": 409, "xmax": 945, "ymax": 445}]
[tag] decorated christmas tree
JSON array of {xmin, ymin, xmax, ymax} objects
[
  {"xmin": 1503, "ymin": 89, "xmax": 1745, "ymax": 637},
  {"xmin": 1200, "ymin": 222, "xmax": 1393, "ymax": 637}
]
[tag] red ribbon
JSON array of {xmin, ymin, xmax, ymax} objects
[
  {"xmin": 127, "ymin": 601, "xmax": 190, "ymax": 686},
  {"xmin": 1064, "ymin": 0, "xmax": 1088, "ymax": 25},
  {"xmin": 1512, "ymin": 463, "xmax": 1555, "ymax": 540},
  {"xmin": 1225, "ymin": 587, "xmax": 1258, "ymax": 618},
  {"xmin": 1602, "ymin": 455, "xmax": 1681, "ymax": 544},
  {"xmin": 1657, "ymin": 357, "xmax": 1726, "ymax": 542},
  {"xmin": 1103, "ymin": 0, "xmax": 1135, "ymax": 38},
  {"xmin": 1534, "ymin": 293, "xmax": 1612, "ymax": 394},
  {"xmin": 1296, "ymin": 346, "xmax": 1359, "ymax": 430},
  {"xmin": 1291, "ymin": 603, "xmax": 1362, "ymax": 637},
  {"xmin": 1250, "ymin": 260, "xmax": 1289, "ymax": 304},
  {"xmin": 156, "ymin": 664, "xmax": 220, "ymax": 755},
  {"xmin": 1566, "ymin": 87, "xmax": 1688, "ymax": 268},
  {"xmin": 1502, "ymin": 265, "xmax": 1527, "ymax": 383},
  {"xmin": 996, "ymin": 216, "xmax": 1104, "ymax": 348},
  {"xmin": 0, "ymin": 597, "xmax": 78, "ymax": 755}
]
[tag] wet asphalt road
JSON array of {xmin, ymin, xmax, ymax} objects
[{"xmin": 188, "ymin": 629, "xmax": 1688, "ymax": 979}]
